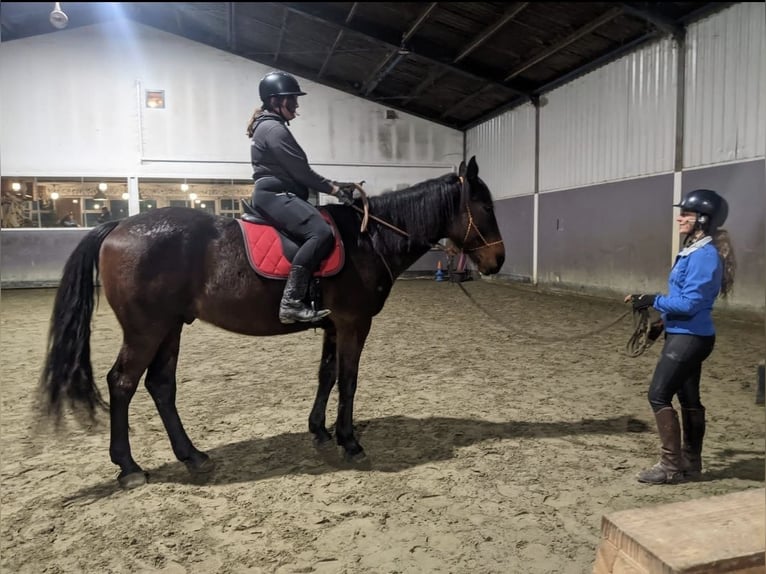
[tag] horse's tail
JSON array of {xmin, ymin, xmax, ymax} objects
[{"xmin": 39, "ymin": 221, "xmax": 120, "ymax": 422}]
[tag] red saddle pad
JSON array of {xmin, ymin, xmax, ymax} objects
[{"xmin": 236, "ymin": 211, "xmax": 344, "ymax": 279}]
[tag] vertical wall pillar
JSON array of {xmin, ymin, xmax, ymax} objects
[
  {"xmin": 127, "ymin": 176, "xmax": 139, "ymax": 215},
  {"xmin": 671, "ymin": 31, "xmax": 687, "ymax": 260},
  {"xmin": 532, "ymin": 96, "xmax": 541, "ymax": 285}
]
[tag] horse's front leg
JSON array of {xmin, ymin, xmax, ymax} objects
[
  {"xmin": 309, "ymin": 327, "xmax": 337, "ymax": 448},
  {"xmin": 335, "ymin": 319, "xmax": 372, "ymax": 462}
]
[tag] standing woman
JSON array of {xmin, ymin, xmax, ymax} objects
[
  {"xmin": 626, "ymin": 188, "xmax": 736, "ymax": 484},
  {"xmin": 246, "ymin": 71, "xmax": 355, "ymax": 324}
]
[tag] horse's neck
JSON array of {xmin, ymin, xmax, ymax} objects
[{"xmin": 371, "ymin": 181, "xmax": 460, "ymax": 276}]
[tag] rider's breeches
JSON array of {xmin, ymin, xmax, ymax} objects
[
  {"xmin": 253, "ymin": 188, "xmax": 334, "ymax": 271},
  {"xmin": 647, "ymin": 333, "xmax": 715, "ymax": 412}
]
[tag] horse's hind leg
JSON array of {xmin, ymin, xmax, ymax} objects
[
  {"xmin": 309, "ymin": 328, "xmax": 338, "ymax": 447},
  {"xmin": 144, "ymin": 324, "xmax": 213, "ymax": 476},
  {"xmin": 107, "ymin": 333, "xmax": 166, "ymax": 489}
]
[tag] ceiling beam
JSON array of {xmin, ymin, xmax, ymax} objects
[
  {"xmin": 503, "ymin": 6, "xmax": 623, "ymax": 82},
  {"xmin": 620, "ymin": 3, "xmax": 684, "ymax": 38},
  {"xmin": 361, "ymin": 2, "xmax": 439, "ymax": 96},
  {"xmin": 400, "ymin": 69, "xmax": 448, "ymax": 105},
  {"xmin": 453, "ymin": 2, "xmax": 529, "ymax": 63},
  {"xmin": 227, "ymin": 2, "xmax": 236, "ymax": 51},
  {"xmin": 440, "ymin": 85, "xmax": 492, "ymax": 119},
  {"xmin": 279, "ymin": 2, "xmax": 530, "ymax": 96},
  {"xmin": 318, "ymin": 2, "xmax": 359, "ymax": 78},
  {"xmin": 274, "ymin": 9, "xmax": 289, "ymax": 63}
]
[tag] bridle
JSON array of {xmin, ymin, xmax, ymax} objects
[{"xmin": 459, "ymin": 176, "xmax": 504, "ymax": 253}]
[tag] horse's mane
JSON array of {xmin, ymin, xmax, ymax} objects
[{"xmin": 362, "ymin": 173, "xmax": 460, "ymax": 255}]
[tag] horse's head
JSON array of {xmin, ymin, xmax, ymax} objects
[{"xmin": 447, "ymin": 156, "xmax": 505, "ymax": 275}]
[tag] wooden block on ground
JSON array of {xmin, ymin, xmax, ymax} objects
[{"xmin": 593, "ymin": 488, "xmax": 765, "ymax": 574}]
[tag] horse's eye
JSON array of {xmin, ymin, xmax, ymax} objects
[{"xmin": 481, "ymin": 204, "xmax": 492, "ymax": 214}]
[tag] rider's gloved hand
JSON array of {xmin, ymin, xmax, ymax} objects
[
  {"xmin": 625, "ymin": 293, "xmax": 656, "ymax": 311},
  {"xmin": 331, "ymin": 182, "xmax": 357, "ymax": 206}
]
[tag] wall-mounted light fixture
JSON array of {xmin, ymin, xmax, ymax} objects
[
  {"xmin": 122, "ymin": 192, "xmax": 130, "ymax": 200},
  {"xmin": 180, "ymin": 182, "xmax": 190, "ymax": 192},
  {"xmin": 50, "ymin": 192, "xmax": 60, "ymax": 200},
  {"xmin": 146, "ymin": 90, "xmax": 165, "ymax": 109},
  {"xmin": 11, "ymin": 182, "xmax": 21, "ymax": 192}
]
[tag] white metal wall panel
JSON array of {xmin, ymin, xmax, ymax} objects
[
  {"xmin": 540, "ymin": 38, "xmax": 677, "ymax": 192},
  {"xmin": 465, "ymin": 104, "xmax": 536, "ymax": 199},
  {"xmin": 0, "ymin": 21, "xmax": 461, "ymax": 193},
  {"xmin": 684, "ymin": 2, "xmax": 766, "ymax": 167}
]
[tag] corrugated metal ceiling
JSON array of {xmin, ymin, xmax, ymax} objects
[{"xmin": 0, "ymin": 1, "xmax": 735, "ymax": 129}]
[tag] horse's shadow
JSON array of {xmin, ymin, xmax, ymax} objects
[{"xmin": 63, "ymin": 414, "xmax": 648, "ymax": 502}]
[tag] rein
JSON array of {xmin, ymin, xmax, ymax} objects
[{"xmin": 455, "ymin": 280, "xmax": 632, "ymax": 345}]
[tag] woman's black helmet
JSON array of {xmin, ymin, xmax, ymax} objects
[
  {"xmin": 259, "ymin": 71, "xmax": 306, "ymax": 103},
  {"xmin": 674, "ymin": 188, "xmax": 728, "ymax": 230}
]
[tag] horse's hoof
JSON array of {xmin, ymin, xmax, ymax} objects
[
  {"xmin": 343, "ymin": 450, "xmax": 370, "ymax": 466},
  {"xmin": 185, "ymin": 455, "xmax": 216, "ymax": 475},
  {"xmin": 313, "ymin": 436, "xmax": 335, "ymax": 451},
  {"xmin": 118, "ymin": 471, "xmax": 148, "ymax": 489}
]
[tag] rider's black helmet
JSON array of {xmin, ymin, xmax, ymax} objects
[
  {"xmin": 259, "ymin": 71, "xmax": 306, "ymax": 104},
  {"xmin": 674, "ymin": 188, "xmax": 728, "ymax": 230}
]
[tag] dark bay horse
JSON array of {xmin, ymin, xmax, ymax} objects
[{"xmin": 39, "ymin": 156, "xmax": 505, "ymax": 488}]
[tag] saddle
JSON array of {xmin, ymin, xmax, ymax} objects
[{"xmin": 237, "ymin": 200, "xmax": 345, "ymax": 280}]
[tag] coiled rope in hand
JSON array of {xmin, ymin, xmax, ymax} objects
[{"xmin": 625, "ymin": 308, "xmax": 663, "ymax": 357}]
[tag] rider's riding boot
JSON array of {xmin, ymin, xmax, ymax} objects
[
  {"xmin": 279, "ymin": 265, "xmax": 331, "ymax": 324},
  {"xmin": 681, "ymin": 407, "xmax": 706, "ymax": 480},
  {"xmin": 637, "ymin": 407, "xmax": 685, "ymax": 484}
]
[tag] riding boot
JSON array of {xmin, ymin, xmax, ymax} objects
[
  {"xmin": 279, "ymin": 265, "xmax": 331, "ymax": 324},
  {"xmin": 637, "ymin": 407, "xmax": 685, "ymax": 484},
  {"xmin": 681, "ymin": 407, "xmax": 706, "ymax": 480}
]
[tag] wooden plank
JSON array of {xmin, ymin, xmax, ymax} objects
[{"xmin": 596, "ymin": 488, "xmax": 765, "ymax": 574}]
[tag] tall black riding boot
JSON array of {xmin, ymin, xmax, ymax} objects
[
  {"xmin": 279, "ymin": 265, "xmax": 331, "ymax": 324},
  {"xmin": 681, "ymin": 407, "xmax": 706, "ymax": 480},
  {"xmin": 637, "ymin": 407, "xmax": 685, "ymax": 484}
]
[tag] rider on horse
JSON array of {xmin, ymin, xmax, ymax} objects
[{"xmin": 246, "ymin": 71, "xmax": 355, "ymax": 324}]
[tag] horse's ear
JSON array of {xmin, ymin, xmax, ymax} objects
[
  {"xmin": 458, "ymin": 160, "xmax": 466, "ymax": 178},
  {"xmin": 467, "ymin": 156, "xmax": 478, "ymax": 179}
]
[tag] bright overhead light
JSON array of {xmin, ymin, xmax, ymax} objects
[
  {"xmin": 50, "ymin": 192, "xmax": 60, "ymax": 200},
  {"xmin": 181, "ymin": 183, "xmax": 190, "ymax": 192},
  {"xmin": 11, "ymin": 182, "xmax": 21, "ymax": 192},
  {"xmin": 188, "ymin": 192, "xmax": 197, "ymax": 201},
  {"xmin": 98, "ymin": 182, "xmax": 108, "ymax": 192},
  {"xmin": 122, "ymin": 192, "xmax": 130, "ymax": 200}
]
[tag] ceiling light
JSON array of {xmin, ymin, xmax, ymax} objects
[
  {"xmin": 50, "ymin": 2, "xmax": 69, "ymax": 29},
  {"xmin": 11, "ymin": 182, "xmax": 21, "ymax": 192}
]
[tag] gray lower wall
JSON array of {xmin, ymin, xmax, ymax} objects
[
  {"xmin": 537, "ymin": 173, "xmax": 674, "ymax": 296},
  {"xmin": 682, "ymin": 160, "xmax": 765, "ymax": 310},
  {"xmin": 491, "ymin": 159, "xmax": 764, "ymax": 312},
  {"xmin": 1, "ymin": 228, "xmax": 91, "ymax": 288},
  {"xmin": 0, "ymin": 227, "xmax": 450, "ymax": 286},
  {"xmin": 495, "ymin": 195, "xmax": 533, "ymax": 280}
]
